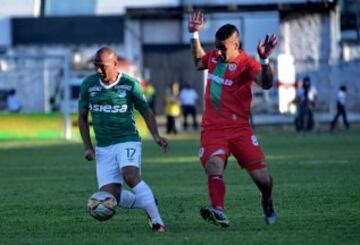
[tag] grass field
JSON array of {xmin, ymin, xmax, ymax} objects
[
  {"xmin": 0, "ymin": 113, "xmax": 149, "ymax": 140},
  {"xmin": 0, "ymin": 128, "xmax": 359, "ymax": 244}
]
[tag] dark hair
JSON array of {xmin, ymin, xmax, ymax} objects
[
  {"xmin": 340, "ymin": 85, "xmax": 347, "ymax": 91},
  {"xmin": 9, "ymin": 89, "xmax": 16, "ymax": 95},
  {"xmin": 215, "ymin": 24, "xmax": 239, "ymax": 41}
]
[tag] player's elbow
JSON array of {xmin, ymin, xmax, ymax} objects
[
  {"xmin": 193, "ymin": 58, "xmax": 204, "ymax": 70},
  {"xmin": 195, "ymin": 62, "xmax": 206, "ymax": 71}
]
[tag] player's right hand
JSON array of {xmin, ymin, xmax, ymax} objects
[
  {"xmin": 155, "ymin": 136, "xmax": 169, "ymax": 153},
  {"xmin": 85, "ymin": 148, "xmax": 95, "ymax": 161},
  {"xmin": 188, "ymin": 11, "xmax": 205, "ymax": 33}
]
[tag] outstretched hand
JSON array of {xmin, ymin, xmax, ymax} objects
[
  {"xmin": 188, "ymin": 11, "xmax": 205, "ymax": 33},
  {"xmin": 154, "ymin": 135, "xmax": 169, "ymax": 153},
  {"xmin": 257, "ymin": 34, "xmax": 278, "ymax": 59}
]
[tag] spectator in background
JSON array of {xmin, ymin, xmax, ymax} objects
[
  {"xmin": 143, "ymin": 80, "xmax": 156, "ymax": 114},
  {"xmin": 179, "ymin": 83, "xmax": 198, "ymax": 131},
  {"xmin": 7, "ymin": 89, "xmax": 22, "ymax": 113},
  {"xmin": 164, "ymin": 82, "xmax": 181, "ymax": 134},
  {"xmin": 294, "ymin": 76, "xmax": 317, "ymax": 132},
  {"xmin": 305, "ymin": 76, "xmax": 317, "ymax": 131},
  {"xmin": 294, "ymin": 79, "xmax": 305, "ymax": 132},
  {"xmin": 330, "ymin": 85, "xmax": 350, "ymax": 131}
]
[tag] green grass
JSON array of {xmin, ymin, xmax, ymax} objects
[
  {"xmin": 0, "ymin": 113, "xmax": 149, "ymax": 140},
  {"xmin": 0, "ymin": 129, "xmax": 359, "ymax": 244}
]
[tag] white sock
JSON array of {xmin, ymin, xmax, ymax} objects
[
  {"xmin": 118, "ymin": 189, "xmax": 137, "ymax": 209},
  {"xmin": 132, "ymin": 181, "xmax": 164, "ymax": 225}
]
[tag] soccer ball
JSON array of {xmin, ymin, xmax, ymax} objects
[{"xmin": 87, "ymin": 191, "xmax": 117, "ymax": 221}]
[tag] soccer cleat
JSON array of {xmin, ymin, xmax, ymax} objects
[
  {"xmin": 152, "ymin": 223, "xmax": 167, "ymax": 232},
  {"xmin": 262, "ymin": 199, "xmax": 277, "ymax": 225},
  {"xmin": 200, "ymin": 207, "xmax": 229, "ymax": 228}
]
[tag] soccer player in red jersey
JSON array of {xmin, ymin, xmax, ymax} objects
[{"xmin": 188, "ymin": 11, "xmax": 278, "ymax": 227}]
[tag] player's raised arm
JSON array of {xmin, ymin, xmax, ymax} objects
[
  {"xmin": 140, "ymin": 107, "xmax": 169, "ymax": 152},
  {"xmin": 254, "ymin": 34, "xmax": 278, "ymax": 90},
  {"xmin": 189, "ymin": 11, "xmax": 207, "ymax": 70}
]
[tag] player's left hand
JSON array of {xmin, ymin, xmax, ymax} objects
[
  {"xmin": 257, "ymin": 34, "xmax": 278, "ymax": 59},
  {"xmin": 154, "ymin": 136, "xmax": 169, "ymax": 152}
]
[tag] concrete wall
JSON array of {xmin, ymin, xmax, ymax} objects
[
  {"xmin": 2, "ymin": 5, "xmax": 360, "ymax": 113},
  {"xmin": 0, "ymin": 44, "xmax": 125, "ymax": 112},
  {"xmin": 279, "ymin": 10, "xmax": 360, "ymax": 112},
  {"xmin": 0, "ymin": 17, "xmax": 11, "ymax": 47}
]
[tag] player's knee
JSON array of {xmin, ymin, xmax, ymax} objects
[
  {"xmin": 249, "ymin": 168, "xmax": 272, "ymax": 186},
  {"xmin": 205, "ymin": 156, "xmax": 225, "ymax": 175},
  {"xmin": 100, "ymin": 184, "xmax": 121, "ymax": 202},
  {"xmin": 246, "ymin": 161, "xmax": 266, "ymax": 173},
  {"xmin": 122, "ymin": 167, "xmax": 141, "ymax": 187}
]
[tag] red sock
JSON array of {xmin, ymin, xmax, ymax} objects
[{"xmin": 208, "ymin": 175, "xmax": 225, "ymax": 211}]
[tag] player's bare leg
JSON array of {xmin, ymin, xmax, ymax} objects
[
  {"xmin": 201, "ymin": 156, "xmax": 229, "ymax": 227},
  {"xmin": 100, "ymin": 183, "xmax": 121, "ymax": 202},
  {"xmin": 100, "ymin": 183, "xmax": 138, "ymax": 211},
  {"xmin": 248, "ymin": 167, "xmax": 277, "ymax": 225}
]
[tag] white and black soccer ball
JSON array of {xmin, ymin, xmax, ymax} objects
[{"xmin": 87, "ymin": 191, "xmax": 117, "ymax": 221}]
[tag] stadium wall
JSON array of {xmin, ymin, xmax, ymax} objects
[
  {"xmin": 279, "ymin": 10, "xmax": 360, "ymax": 113},
  {"xmin": 0, "ymin": 44, "xmax": 125, "ymax": 113},
  {"xmin": 2, "ymin": 2, "xmax": 360, "ymax": 113}
]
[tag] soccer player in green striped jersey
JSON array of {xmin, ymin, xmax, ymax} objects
[{"xmin": 78, "ymin": 47, "xmax": 167, "ymax": 232}]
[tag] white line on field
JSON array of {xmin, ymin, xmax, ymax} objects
[{"xmin": 299, "ymin": 160, "xmax": 350, "ymax": 164}]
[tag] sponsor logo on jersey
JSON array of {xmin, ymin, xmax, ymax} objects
[
  {"xmin": 228, "ymin": 63, "xmax": 237, "ymax": 71},
  {"xmin": 114, "ymin": 85, "xmax": 132, "ymax": 91},
  {"xmin": 208, "ymin": 73, "xmax": 233, "ymax": 86},
  {"xmin": 88, "ymin": 86, "xmax": 102, "ymax": 96},
  {"xmin": 88, "ymin": 86, "xmax": 102, "ymax": 92},
  {"xmin": 117, "ymin": 89, "xmax": 127, "ymax": 98},
  {"xmin": 89, "ymin": 104, "xmax": 128, "ymax": 113}
]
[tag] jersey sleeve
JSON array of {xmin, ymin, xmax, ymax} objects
[
  {"xmin": 246, "ymin": 57, "xmax": 261, "ymax": 81},
  {"xmin": 201, "ymin": 51, "xmax": 211, "ymax": 69},
  {"xmin": 131, "ymin": 80, "xmax": 149, "ymax": 111},
  {"xmin": 78, "ymin": 79, "xmax": 89, "ymax": 109}
]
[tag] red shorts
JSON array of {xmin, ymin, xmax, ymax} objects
[{"xmin": 199, "ymin": 127, "xmax": 265, "ymax": 172}]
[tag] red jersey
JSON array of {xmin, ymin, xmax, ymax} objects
[{"xmin": 201, "ymin": 49, "xmax": 261, "ymax": 129}]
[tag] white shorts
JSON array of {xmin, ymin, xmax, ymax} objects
[{"xmin": 95, "ymin": 141, "xmax": 142, "ymax": 188}]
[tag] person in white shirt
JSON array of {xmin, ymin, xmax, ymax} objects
[
  {"xmin": 330, "ymin": 85, "xmax": 350, "ymax": 131},
  {"xmin": 179, "ymin": 83, "xmax": 198, "ymax": 130},
  {"xmin": 7, "ymin": 89, "xmax": 22, "ymax": 113}
]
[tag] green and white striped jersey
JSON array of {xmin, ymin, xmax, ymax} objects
[{"xmin": 79, "ymin": 73, "xmax": 149, "ymax": 146}]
